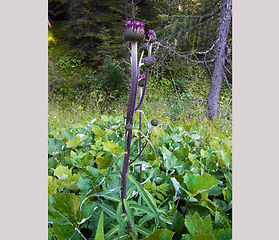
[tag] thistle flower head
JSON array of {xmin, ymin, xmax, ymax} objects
[
  {"xmin": 140, "ymin": 75, "xmax": 146, "ymax": 80},
  {"xmin": 138, "ymin": 75, "xmax": 146, "ymax": 87},
  {"xmin": 143, "ymin": 56, "xmax": 157, "ymax": 68},
  {"xmin": 147, "ymin": 30, "xmax": 156, "ymax": 43},
  {"xmin": 123, "ymin": 20, "xmax": 145, "ymax": 42}
]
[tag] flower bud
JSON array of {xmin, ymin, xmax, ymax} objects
[
  {"xmin": 138, "ymin": 75, "xmax": 146, "ymax": 87},
  {"xmin": 151, "ymin": 119, "xmax": 159, "ymax": 126},
  {"xmin": 123, "ymin": 20, "xmax": 145, "ymax": 42},
  {"xmin": 147, "ymin": 30, "xmax": 156, "ymax": 43},
  {"xmin": 143, "ymin": 56, "xmax": 156, "ymax": 68}
]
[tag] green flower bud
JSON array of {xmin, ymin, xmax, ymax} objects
[
  {"xmin": 143, "ymin": 56, "xmax": 156, "ymax": 68},
  {"xmin": 151, "ymin": 119, "xmax": 159, "ymax": 126}
]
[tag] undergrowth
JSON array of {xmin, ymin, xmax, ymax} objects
[{"xmin": 48, "ymin": 21, "xmax": 232, "ymax": 240}]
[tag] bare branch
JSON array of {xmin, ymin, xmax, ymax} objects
[
  {"xmin": 224, "ymin": 65, "xmax": 232, "ymax": 75},
  {"xmin": 192, "ymin": 37, "xmax": 220, "ymax": 55},
  {"xmin": 154, "ymin": 42, "xmax": 215, "ymax": 64},
  {"xmin": 223, "ymin": 73, "xmax": 232, "ymax": 90}
]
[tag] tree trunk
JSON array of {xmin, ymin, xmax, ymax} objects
[{"xmin": 206, "ymin": 0, "xmax": 232, "ymax": 119}]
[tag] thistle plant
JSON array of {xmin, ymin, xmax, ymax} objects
[{"xmin": 121, "ymin": 20, "xmax": 158, "ymax": 214}]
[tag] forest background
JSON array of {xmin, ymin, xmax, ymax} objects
[{"xmin": 48, "ymin": 0, "xmax": 232, "ymax": 127}]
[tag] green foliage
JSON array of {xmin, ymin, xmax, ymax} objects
[
  {"xmin": 183, "ymin": 173, "xmax": 220, "ymax": 198},
  {"xmin": 57, "ymin": 56, "xmax": 84, "ymax": 72},
  {"xmin": 95, "ymin": 211, "xmax": 105, "ymax": 240},
  {"xmin": 48, "ymin": 114, "xmax": 232, "ymax": 239},
  {"xmin": 96, "ymin": 59, "xmax": 129, "ymax": 98},
  {"xmin": 143, "ymin": 229, "xmax": 174, "ymax": 240}
]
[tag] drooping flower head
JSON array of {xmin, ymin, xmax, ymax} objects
[
  {"xmin": 143, "ymin": 56, "xmax": 157, "ymax": 68},
  {"xmin": 124, "ymin": 20, "xmax": 145, "ymax": 42},
  {"xmin": 140, "ymin": 75, "xmax": 146, "ymax": 80},
  {"xmin": 146, "ymin": 30, "xmax": 156, "ymax": 43},
  {"xmin": 138, "ymin": 75, "xmax": 146, "ymax": 87}
]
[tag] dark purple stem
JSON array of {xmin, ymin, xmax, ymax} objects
[
  {"xmin": 134, "ymin": 68, "xmax": 149, "ymax": 112},
  {"xmin": 134, "ymin": 42, "xmax": 152, "ymax": 112},
  {"xmin": 121, "ymin": 42, "xmax": 138, "ymax": 205},
  {"xmin": 139, "ymin": 92, "xmax": 143, "ymax": 184}
]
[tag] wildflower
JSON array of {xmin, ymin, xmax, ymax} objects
[
  {"xmin": 123, "ymin": 20, "xmax": 145, "ymax": 42},
  {"xmin": 147, "ymin": 30, "xmax": 156, "ymax": 43},
  {"xmin": 138, "ymin": 75, "xmax": 146, "ymax": 87}
]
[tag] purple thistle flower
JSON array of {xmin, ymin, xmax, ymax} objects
[
  {"xmin": 123, "ymin": 20, "xmax": 145, "ymax": 42},
  {"xmin": 138, "ymin": 75, "xmax": 146, "ymax": 87},
  {"xmin": 147, "ymin": 29, "xmax": 156, "ymax": 43},
  {"xmin": 140, "ymin": 75, "xmax": 146, "ymax": 80},
  {"xmin": 126, "ymin": 20, "xmax": 132, "ymax": 26}
]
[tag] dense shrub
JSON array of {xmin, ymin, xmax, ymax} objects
[{"xmin": 96, "ymin": 59, "xmax": 129, "ymax": 99}]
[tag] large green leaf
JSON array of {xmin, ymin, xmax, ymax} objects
[
  {"xmin": 77, "ymin": 173, "xmax": 92, "ymax": 195},
  {"xmin": 213, "ymin": 228, "xmax": 232, "ymax": 240},
  {"xmin": 222, "ymin": 188, "xmax": 232, "ymax": 205},
  {"xmin": 103, "ymin": 141, "xmax": 124, "ymax": 155},
  {"xmin": 95, "ymin": 211, "xmax": 105, "ymax": 240},
  {"xmin": 161, "ymin": 146, "xmax": 182, "ymax": 170},
  {"xmin": 170, "ymin": 210, "xmax": 185, "ymax": 234},
  {"xmin": 48, "ymin": 176, "xmax": 62, "ymax": 195},
  {"xmin": 66, "ymin": 135, "xmax": 87, "ymax": 149},
  {"xmin": 207, "ymin": 186, "xmax": 223, "ymax": 196},
  {"xmin": 54, "ymin": 166, "xmax": 72, "ymax": 180},
  {"xmin": 79, "ymin": 200, "xmax": 97, "ymax": 224},
  {"xmin": 92, "ymin": 125, "xmax": 105, "ymax": 138},
  {"xmin": 214, "ymin": 211, "xmax": 230, "ymax": 229},
  {"xmin": 185, "ymin": 212, "xmax": 213, "ymax": 236},
  {"xmin": 48, "ymin": 138, "xmax": 65, "ymax": 156},
  {"xmin": 143, "ymin": 229, "xmax": 174, "ymax": 240},
  {"xmin": 63, "ymin": 174, "xmax": 79, "ymax": 192},
  {"xmin": 53, "ymin": 223, "xmax": 82, "ymax": 240},
  {"xmin": 223, "ymin": 173, "xmax": 232, "ymax": 203},
  {"xmin": 183, "ymin": 173, "xmax": 220, "ymax": 198},
  {"xmin": 224, "ymin": 173, "xmax": 232, "ymax": 190},
  {"xmin": 48, "ymin": 194, "xmax": 82, "ymax": 239}
]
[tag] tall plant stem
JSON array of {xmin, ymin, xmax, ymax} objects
[
  {"xmin": 134, "ymin": 43, "xmax": 152, "ymax": 112},
  {"xmin": 121, "ymin": 41, "xmax": 138, "ymax": 207},
  {"xmin": 137, "ymin": 42, "xmax": 152, "ymax": 186},
  {"xmin": 138, "ymin": 87, "xmax": 143, "ymax": 184}
]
